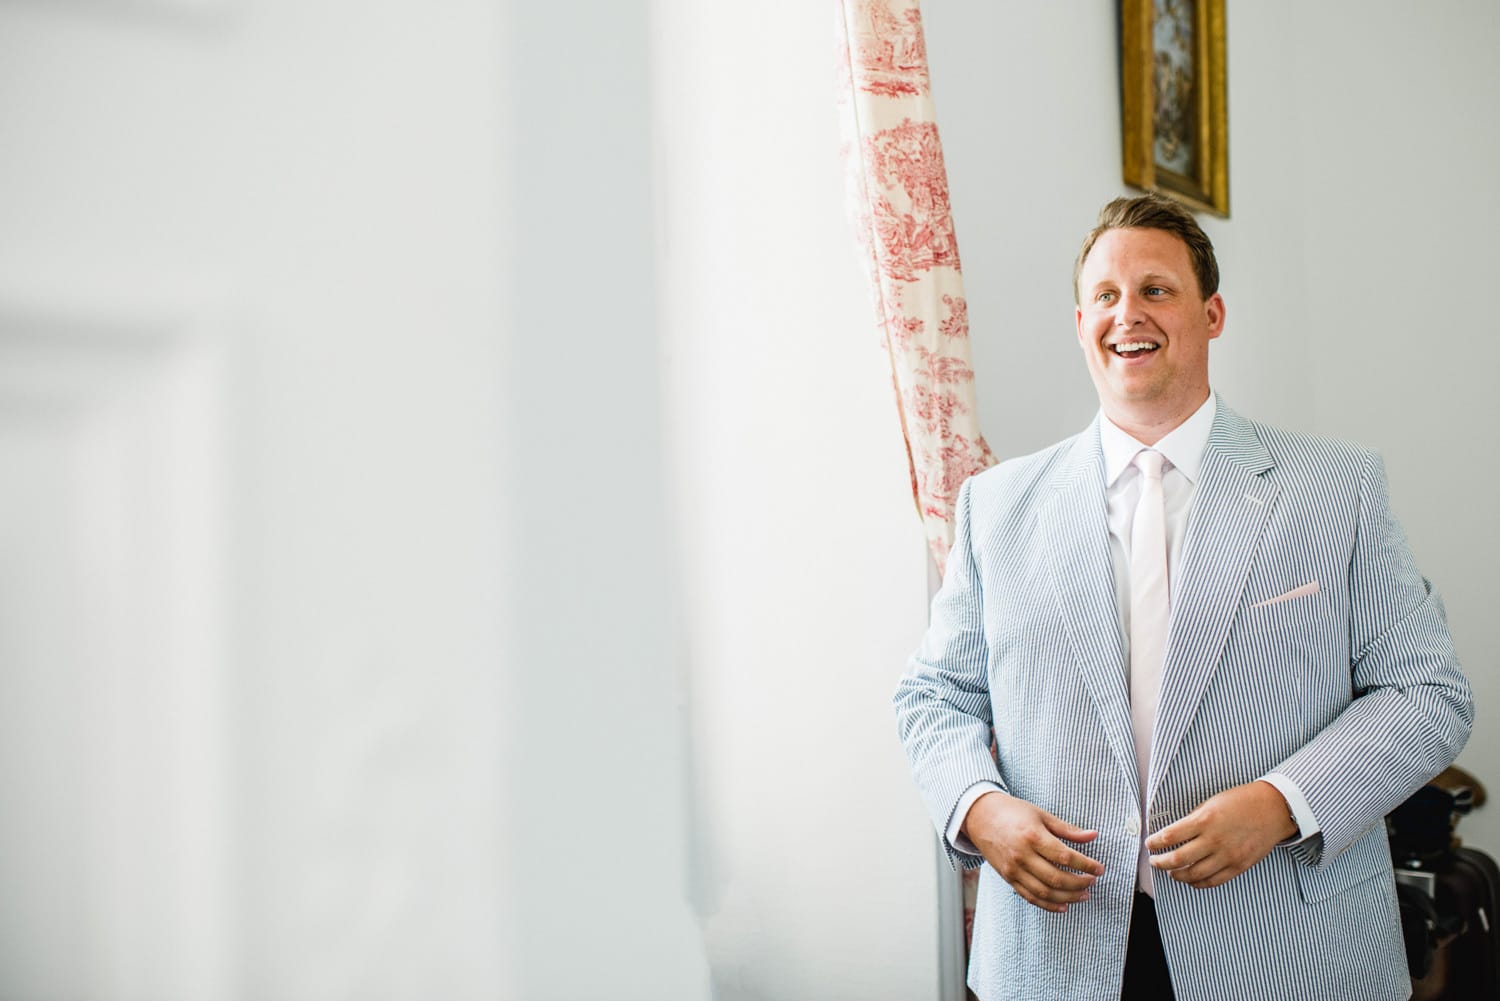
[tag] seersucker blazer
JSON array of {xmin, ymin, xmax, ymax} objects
[{"xmin": 894, "ymin": 398, "xmax": 1472, "ymax": 1001}]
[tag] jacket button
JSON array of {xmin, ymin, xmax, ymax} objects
[{"xmin": 1126, "ymin": 816, "xmax": 1141, "ymax": 836}]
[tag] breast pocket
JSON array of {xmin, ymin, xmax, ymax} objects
[
  {"xmin": 1226, "ymin": 593, "xmax": 1330, "ymax": 690},
  {"xmin": 1210, "ymin": 588, "xmax": 1342, "ymax": 749},
  {"xmin": 1242, "ymin": 587, "xmax": 1330, "ymax": 647}
]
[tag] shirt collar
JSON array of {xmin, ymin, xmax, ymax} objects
[{"xmin": 1100, "ymin": 393, "xmax": 1217, "ymax": 488}]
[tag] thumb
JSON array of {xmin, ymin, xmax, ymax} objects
[
  {"xmin": 1146, "ymin": 809, "xmax": 1198, "ymax": 852},
  {"xmin": 1039, "ymin": 809, "xmax": 1098, "ymax": 844}
]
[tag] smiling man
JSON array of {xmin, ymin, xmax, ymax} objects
[{"xmin": 893, "ymin": 193, "xmax": 1472, "ymax": 1000}]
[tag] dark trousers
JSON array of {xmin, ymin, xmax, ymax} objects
[{"xmin": 1121, "ymin": 892, "xmax": 1175, "ymax": 1000}]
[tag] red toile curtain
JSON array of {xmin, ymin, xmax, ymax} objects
[
  {"xmin": 835, "ymin": 0, "xmax": 996, "ymax": 574},
  {"xmin": 835, "ymin": 0, "xmax": 996, "ymax": 968}
]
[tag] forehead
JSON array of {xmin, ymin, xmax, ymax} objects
[{"xmin": 1080, "ymin": 227, "xmax": 1195, "ymax": 285}]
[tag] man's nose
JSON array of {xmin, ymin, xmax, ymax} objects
[{"xmin": 1114, "ymin": 291, "xmax": 1147, "ymax": 326}]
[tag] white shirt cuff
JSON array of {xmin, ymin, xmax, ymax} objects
[
  {"xmin": 1260, "ymin": 772, "xmax": 1321, "ymax": 844},
  {"xmin": 946, "ymin": 782, "xmax": 1003, "ymax": 855}
]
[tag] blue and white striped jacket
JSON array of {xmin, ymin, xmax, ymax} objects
[{"xmin": 894, "ymin": 399, "xmax": 1472, "ymax": 1001}]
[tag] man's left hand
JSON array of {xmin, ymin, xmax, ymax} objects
[{"xmin": 1145, "ymin": 780, "xmax": 1298, "ymax": 889}]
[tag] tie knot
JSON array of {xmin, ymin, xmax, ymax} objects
[{"xmin": 1135, "ymin": 449, "xmax": 1166, "ymax": 480}]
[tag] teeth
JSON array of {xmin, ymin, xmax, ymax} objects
[{"xmin": 1115, "ymin": 342, "xmax": 1157, "ymax": 353}]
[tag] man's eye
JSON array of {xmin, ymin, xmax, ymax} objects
[
  {"xmin": 1145, "ymin": 286, "xmax": 1166, "ymax": 296},
  {"xmin": 1096, "ymin": 292, "xmax": 1115, "ymax": 303}
]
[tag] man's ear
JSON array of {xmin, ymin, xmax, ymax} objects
[
  {"xmin": 1075, "ymin": 307, "xmax": 1086, "ymax": 347},
  {"xmin": 1205, "ymin": 293, "xmax": 1226, "ymax": 340}
]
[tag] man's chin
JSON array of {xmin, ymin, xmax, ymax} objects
[{"xmin": 1102, "ymin": 381, "xmax": 1166, "ymax": 407}]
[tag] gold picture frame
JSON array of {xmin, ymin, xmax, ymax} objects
[{"xmin": 1121, "ymin": 0, "xmax": 1229, "ymax": 217}]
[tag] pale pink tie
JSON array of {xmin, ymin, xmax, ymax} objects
[{"xmin": 1130, "ymin": 449, "xmax": 1169, "ymax": 895}]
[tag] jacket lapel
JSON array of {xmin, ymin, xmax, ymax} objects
[
  {"xmin": 1147, "ymin": 401, "xmax": 1278, "ymax": 810},
  {"xmin": 1039, "ymin": 420, "xmax": 1137, "ymax": 788}
]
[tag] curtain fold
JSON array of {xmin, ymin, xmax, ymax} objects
[
  {"xmin": 835, "ymin": 0, "xmax": 995, "ymax": 579},
  {"xmin": 836, "ymin": 0, "xmax": 995, "ymax": 973}
]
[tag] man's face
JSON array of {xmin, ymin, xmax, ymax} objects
[{"xmin": 1075, "ymin": 226, "xmax": 1225, "ymax": 428}]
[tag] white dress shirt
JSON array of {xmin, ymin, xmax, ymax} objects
[{"xmin": 948, "ymin": 394, "xmax": 1319, "ymax": 856}]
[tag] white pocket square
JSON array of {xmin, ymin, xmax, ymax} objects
[{"xmin": 1250, "ymin": 580, "xmax": 1320, "ymax": 609}]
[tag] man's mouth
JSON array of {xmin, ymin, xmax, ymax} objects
[{"xmin": 1112, "ymin": 342, "xmax": 1159, "ymax": 356}]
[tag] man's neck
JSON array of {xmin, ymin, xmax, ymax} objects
[{"xmin": 1101, "ymin": 392, "xmax": 1212, "ymax": 447}]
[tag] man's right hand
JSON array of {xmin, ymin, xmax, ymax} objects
[{"xmin": 962, "ymin": 790, "xmax": 1103, "ymax": 913}]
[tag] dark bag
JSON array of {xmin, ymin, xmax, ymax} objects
[{"xmin": 1389, "ymin": 768, "xmax": 1499, "ymax": 1000}]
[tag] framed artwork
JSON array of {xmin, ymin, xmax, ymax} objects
[{"xmin": 1121, "ymin": 0, "xmax": 1229, "ymax": 216}]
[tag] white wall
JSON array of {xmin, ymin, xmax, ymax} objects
[
  {"xmin": 924, "ymin": 0, "xmax": 1499, "ymax": 854},
  {"xmin": 0, "ymin": 1, "xmax": 709, "ymax": 998},
  {"xmin": 1291, "ymin": 2, "xmax": 1500, "ymax": 855},
  {"xmin": 0, "ymin": 2, "xmax": 516, "ymax": 996},
  {"xmin": 504, "ymin": 2, "xmax": 709, "ymax": 998},
  {"xmin": 653, "ymin": 2, "xmax": 941, "ymax": 998}
]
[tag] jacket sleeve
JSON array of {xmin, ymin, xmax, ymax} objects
[
  {"xmin": 893, "ymin": 477, "xmax": 1006, "ymax": 870},
  {"xmin": 1274, "ymin": 450, "xmax": 1472, "ymax": 868}
]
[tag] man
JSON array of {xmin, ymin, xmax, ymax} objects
[{"xmin": 893, "ymin": 193, "xmax": 1472, "ymax": 1000}]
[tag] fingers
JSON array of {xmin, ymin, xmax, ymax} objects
[
  {"xmin": 1157, "ymin": 852, "xmax": 1237, "ymax": 888},
  {"xmin": 1040, "ymin": 812, "xmax": 1101, "ymax": 847},
  {"xmin": 1190, "ymin": 867, "xmax": 1238, "ymax": 889},
  {"xmin": 1148, "ymin": 833, "xmax": 1207, "ymax": 873},
  {"xmin": 1022, "ymin": 853, "xmax": 1098, "ymax": 894},
  {"xmin": 1002, "ymin": 848, "xmax": 1097, "ymax": 911},
  {"xmin": 972, "ymin": 799, "xmax": 1102, "ymax": 913},
  {"xmin": 1145, "ymin": 813, "xmax": 1199, "ymax": 854},
  {"xmin": 1153, "ymin": 849, "xmax": 1243, "ymax": 888},
  {"xmin": 1008, "ymin": 866, "xmax": 1092, "ymax": 912},
  {"xmin": 1148, "ymin": 820, "xmax": 1237, "ymax": 883},
  {"xmin": 1035, "ymin": 809, "xmax": 1104, "ymax": 875},
  {"xmin": 1007, "ymin": 843, "xmax": 1100, "ymax": 913},
  {"xmin": 1020, "ymin": 815, "xmax": 1104, "ymax": 885},
  {"xmin": 1040, "ymin": 841, "xmax": 1106, "ymax": 878},
  {"xmin": 1028, "ymin": 816, "xmax": 1105, "ymax": 875},
  {"xmin": 1147, "ymin": 787, "xmax": 1278, "ymax": 889}
]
